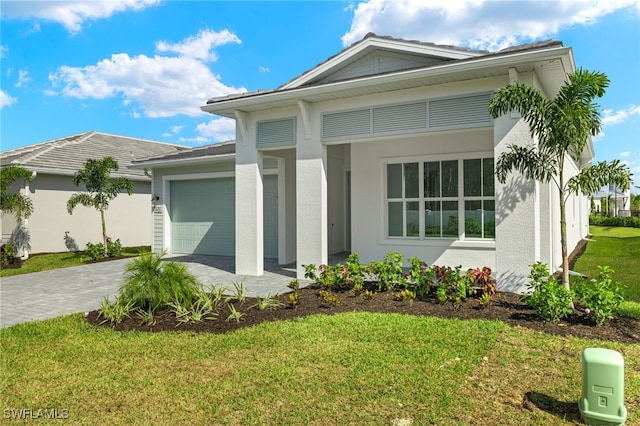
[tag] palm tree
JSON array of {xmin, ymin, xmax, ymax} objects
[
  {"xmin": 67, "ymin": 157, "xmax": 134, "ymax": 257},
  {"xmin": 489, "ymin": 69, "xmax": 632, "ymax": 289},
  {"xmin": 0, "ymin": 165, "xmax": 34, "ymax": 222}
]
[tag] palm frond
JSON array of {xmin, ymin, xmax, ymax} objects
[{"xmin": 495, "ymin": 144, "xmax": 557, "ymax": 185}]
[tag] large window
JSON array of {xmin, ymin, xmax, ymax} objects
[{"xmin": 386, "ymin": 156, "xmax": 495, "ymax": 240}]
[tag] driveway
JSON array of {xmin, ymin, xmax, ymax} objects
[{"xmin": 0, "ymin": 255, "xmax": 298, "ymax": 329}]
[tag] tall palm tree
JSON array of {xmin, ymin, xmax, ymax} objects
[
  {"xmin": 0, "ymin": 165, "xmax": 34, "ymax": 222},
  {"xmin": 67, "ymin": 157, "xmax": 134, "ymax": 257},
  {"xmin": 489, "ymin": 69, "xmax": 632, "ymax": 289}
]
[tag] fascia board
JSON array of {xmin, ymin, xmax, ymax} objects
[
  {"xmin": 201, "ymin": 46, "xmax": 573, "ymax": 116},
  {"xmin": 26, "ymin": 167, "xmax": 149, "ymax": 181},
  {"xmin": 130, "ymin": 154, "xmax": 236, "ymax": 169}
]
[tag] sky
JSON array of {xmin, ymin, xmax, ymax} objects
[{"xmin": 1, "ymin": 0, "xmax": 639, "ymax": 188}]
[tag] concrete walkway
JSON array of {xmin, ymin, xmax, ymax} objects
[{"xmin": 0, "ymin": 255, "xmax": 298, "ymax": 329}]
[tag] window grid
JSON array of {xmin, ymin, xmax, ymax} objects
[{"xmin": 386, "ymin": 157, "xmax": 495, "ymax": 240}]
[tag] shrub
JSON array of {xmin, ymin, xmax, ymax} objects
[
  {"xmin": 525, "ymin": 262, "xmax": 573, "ymax": 321},
  {"xmin": 408, "ymin": 256, "xmax": 434, "ymax": 297},
  {"xmin": 394, "ymin": 289, "xmax": 416, "ymax": 303},
  {"xmin": 85, "ymin": 242, "xmax": 105, "ymax": 261},
  {"xmin": 2, "ymin": 241, "xmax": 15, "ymax": 265},
  {"xmin": 369, "ymin": 252, "xmax": 406, "ymax": 291},
  {"xmin": 573, "ymin": 266, "xmax": 625, "ymax": 325},
  {"xmin": 97, "ymin": 297, "xmax": 134, "ymax": 324},
  {"xmin": 589, "ymin": 215, "xmax": 640, "ymax": 228},
  {"xmin": 106, "ymin": 238, "xmax": 122, "ymax": 257},
  {"xmin": 118, "ymin": 251, "xmax": 200, "ymax": 312},
  {"xmin": 318, "ymin": 289, "xmax": 341, "ymax": 306}
]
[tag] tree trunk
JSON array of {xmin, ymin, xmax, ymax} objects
[
  {"xmin": 101, "ymin": 209, "xmax": 108, "ymax": 257},
  {"xmin": 558, "ymin": 170, "xmax": 570, "ymax": 292}
]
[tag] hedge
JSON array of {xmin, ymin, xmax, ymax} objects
[{"xmin": 589, "ymin": 215, "xmax": 640, "ymax": 228}]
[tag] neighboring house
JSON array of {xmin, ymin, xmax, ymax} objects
[
  {"xmin": 134, "ymin": 34, "xmax": 593, "ymax": 293},
  {"xmin": 592, "ymin": 185, "xmax": 631, "ymax": 217},
  {"xmin": 1, "ymin": 131, "xmax": 185, "ymax": 255}
]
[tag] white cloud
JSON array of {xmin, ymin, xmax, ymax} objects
[
  {"xmin": 620, "ymin": 151, "xmax": 631, "ymax": 158},
  {"xmin": 259, "ymin": 66, "xmax": 271, "ymax": 73},
  {"xmin": 0, "ymin": 90, "xmax": 17, "ymax": 108},
  {"xmin": 156, "ymin": 29, "xmax": 241, "ymax": 61},
  {"xmin": 2, "ymin": 0, "xmax": 160, "ymax": 34},
  {"xmin": 15, "ymin": 70, "xmax": 32, "ymax": 88},
  {"xmin": 195, "ymin": 117, "xmax": 236, "ymax": 142},
  {"xmin": 170, "ymin": 125, "xmax": 184, "ymax": 134},
  {"xmin": 343, "ymin": 0, "xmax": 640, "ymax": 50},
  {"xmin": 48, "ymin": 30, "xmax": 246, "ymax": 118},
  {"xmin": 602, "ymin": 105, "xmax": 640, "ymax": 126},
  {"xmin": 178, "ymin": 136, "xmax": 210, "ymax": 144},
  {"xmin": 0, "ymin": 45, "xmax": 8, "ymax": 58}
]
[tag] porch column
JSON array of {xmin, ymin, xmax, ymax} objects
[
  {"xmin": 296, "ymin": 130, "xmax": 328, "ymax": 278},
  {"xmin": 493, "ymin": 114, "xmax": 538, "ymax": 293},
  {"xmin": 235, "ymin": 112, "xmax": 264, "ymax": 276}
]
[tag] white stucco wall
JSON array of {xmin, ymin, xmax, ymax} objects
[
  {"xmin": 351, "ymin": 129, "xmax": 496, "ymax": 270},
  {"xmin": 1, "ymin": 173, "xmax": 153, "ymax": 254}
]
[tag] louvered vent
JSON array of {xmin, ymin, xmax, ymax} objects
[
  {"xmin": 257, "ymin": 118, "xmax": 296, "ymax": 148},
  {"xmin": 153, "ymin": 205, "xmax": 164, "ymax": 251},
  {"xmin": 373, "ymin": 102, "xmax": 427, "ymax": 134},
  {"xmin": 429, "ymin": 93, "xmax": 492, "ymax": 130},
  {"xmin": 322, "ymin": 109, "xmax": 371, "ymax": 140}
]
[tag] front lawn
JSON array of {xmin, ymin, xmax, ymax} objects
[
  {"xmin": 0, "ymin": 246, "xmax": 150, "ymax": 277},
  {"xmin": 574, "ymin": 226, "xmax": 640, "ymax": 302},
  {"xmin": 1, "ymin": 313, "xmax": 638, "ymax": 425}
]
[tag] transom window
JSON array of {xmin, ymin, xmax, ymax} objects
[{"xmin": 386, "ymin": 156, "xmax": 495, "ymax": 240}]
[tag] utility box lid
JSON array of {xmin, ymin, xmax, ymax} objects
[{"xmin": 579, "ymin": 348, "xmax": 627, "ymax": 426}]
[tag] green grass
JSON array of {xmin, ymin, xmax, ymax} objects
[
  {"xmin": 1, "ymin": 313, "xmax": 638, "ymax": 425},
  {"xmin": 0, "ymin": 246, "xmax": 150, "ymax": 277},
  {"xmin": 573, "ymin": 226, "xmax": 640, "ymax": 302}
]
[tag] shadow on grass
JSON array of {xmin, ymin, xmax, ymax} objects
[{"xmin": 523, "ymin": 391, "xmax": 581, "ymax": 422}]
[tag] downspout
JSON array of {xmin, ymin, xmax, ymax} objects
[{"xmin": 20, "ymin": 171, "xmax": 37, "ymax": 260}]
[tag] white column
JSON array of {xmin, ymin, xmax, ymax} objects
[
  {"xmin": 296, "ymin": 132, "xmax": 328, "ymax": 278},
  {"xmin": 493, "ymin": 114, "xmax": 538, "ymax": 293},
  {"xmin": 235, "ymin": 114, "xmax": 264, "ymax": 276}
]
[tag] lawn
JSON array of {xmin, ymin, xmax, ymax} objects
[
  {"xmin": 573, "ymin": 226, "xmax": 640, "ymax": 302},
  {"xmin": 0, "ymin": 246, "xmax": 150, "ymax": 277},
  {"xmin": 1, "ymin": 313, "xmax": 638, "ymax": 425}
]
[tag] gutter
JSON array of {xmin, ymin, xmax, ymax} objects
[{"xmin": 130, "ymin": 153, "xmax": 236, "ymax": 168}]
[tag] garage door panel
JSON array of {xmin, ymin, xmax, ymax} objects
[{"xmin": 170, "ymin": 176, "xmax": 277, "ymax": 258}]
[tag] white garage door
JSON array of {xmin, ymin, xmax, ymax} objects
[{"xmin": 170, "ymin": 175, "xmax": 278, "ymax": 258}]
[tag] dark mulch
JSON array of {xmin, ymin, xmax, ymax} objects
[{"xmin": 85, "ymin": 287, "xmax": 640, "ymax": 344}]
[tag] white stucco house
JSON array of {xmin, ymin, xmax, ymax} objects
[
  {"xmin": 133, "ymin": 34, "xmax": 593, "ymax": 293},
  {"xmin": 1, "ymin": 131, "xmax": 185, "ymax": 256}
]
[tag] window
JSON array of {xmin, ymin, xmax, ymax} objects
[{"xmin": 386, "ymin": 157, "xmax": 495, "ymax": 240}]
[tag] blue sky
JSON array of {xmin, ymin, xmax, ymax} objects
[{"xmin": 1, "ymin": 0, "xmax": 639, "ymax": 188}]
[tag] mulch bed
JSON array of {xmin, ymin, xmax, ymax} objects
[{"xmin": 85, "ymin": 287, "xmax": 640, "ymax": 344}]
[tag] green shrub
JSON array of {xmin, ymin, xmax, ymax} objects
[
  {"xmin": 118, "ymin": 251, "xmax": 200, "ymax": 312},
  {"xmin": 106, "ymin": 238, "xmax": 122, "ymax": 257},
  {"xmin": 525, "ymin": 262, "xmax": 573, "ymax": 321},
  {"xmin": 573, "ymin": 266, "xmax": 625, "ymax": 325},
  {"xmin": 85, "ymin": 242, "xmax": 105, "ymax": 261},
  {"xmin": 589, "ymin": 215, "xmax": 640, "ymax": 228},
  {"xmin": 2, "ymin": 241, "xmax": 15, "ymax": 265},
  {"xmin": 369, "ymin": 252, "xmax": 406, "ymax": 291},
  {"xmin": 408, "ymin": 256, "xmax": 434, "ymax": 297}
]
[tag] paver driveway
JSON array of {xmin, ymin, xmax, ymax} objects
[{"xmin": 0, "ymin": 255, "xmax": 298, "ymax": 329}]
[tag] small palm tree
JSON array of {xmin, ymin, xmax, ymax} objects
[
  {"xmin": 67, "ymin": 157, "xmax": 134, "ymax": 257},
  {"xmin": 0, "ymin": 165, "xmax": 34, "ymax": 222},
  {"xmin": 489, "ymin": 69, "xmax": 632, "ymax": 289}
]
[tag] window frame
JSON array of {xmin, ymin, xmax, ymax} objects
[{"xmin": 382, "ymin": 152, "xmax": 496, "ymax": 244}]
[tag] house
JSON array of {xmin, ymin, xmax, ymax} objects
[
  {"xmin": 133, "ymin": 34, "xmax": 592, "ymax": 293},
  {"xmin": 592, "ymin": 185, "xmax": 631, "ymax": 217},
  {"xmin": 1, "ymin": 131, "xmax": 185, "ymax": 256}
]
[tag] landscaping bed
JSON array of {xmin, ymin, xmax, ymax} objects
[{"xmin": 85, "ymin": 287, "xmax": 640, "ymax": 343}]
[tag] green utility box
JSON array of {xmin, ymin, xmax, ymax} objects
[{"xmin": 578, "ymin": 348, "xmax": 627, "ymax": 426}]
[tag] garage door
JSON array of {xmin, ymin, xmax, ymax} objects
[{"xmin": 169, "ymin": 175, "xmax": 278, "ymax": 258}]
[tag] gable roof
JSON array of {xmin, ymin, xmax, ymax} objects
[
  {"xmin": 0, "ymin": 131, "xmax": 186, "ymax": 180},
  {"xmin": 203, "ymin": 35, "xmax": 571, "ymax": 118},
  {"xmin": 279, "ymin": 33, "xmax": 488, "ymax": 90},
  {"xmin": 131, "ymin": 140, "xmax": 236, "ymax": 168}
]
